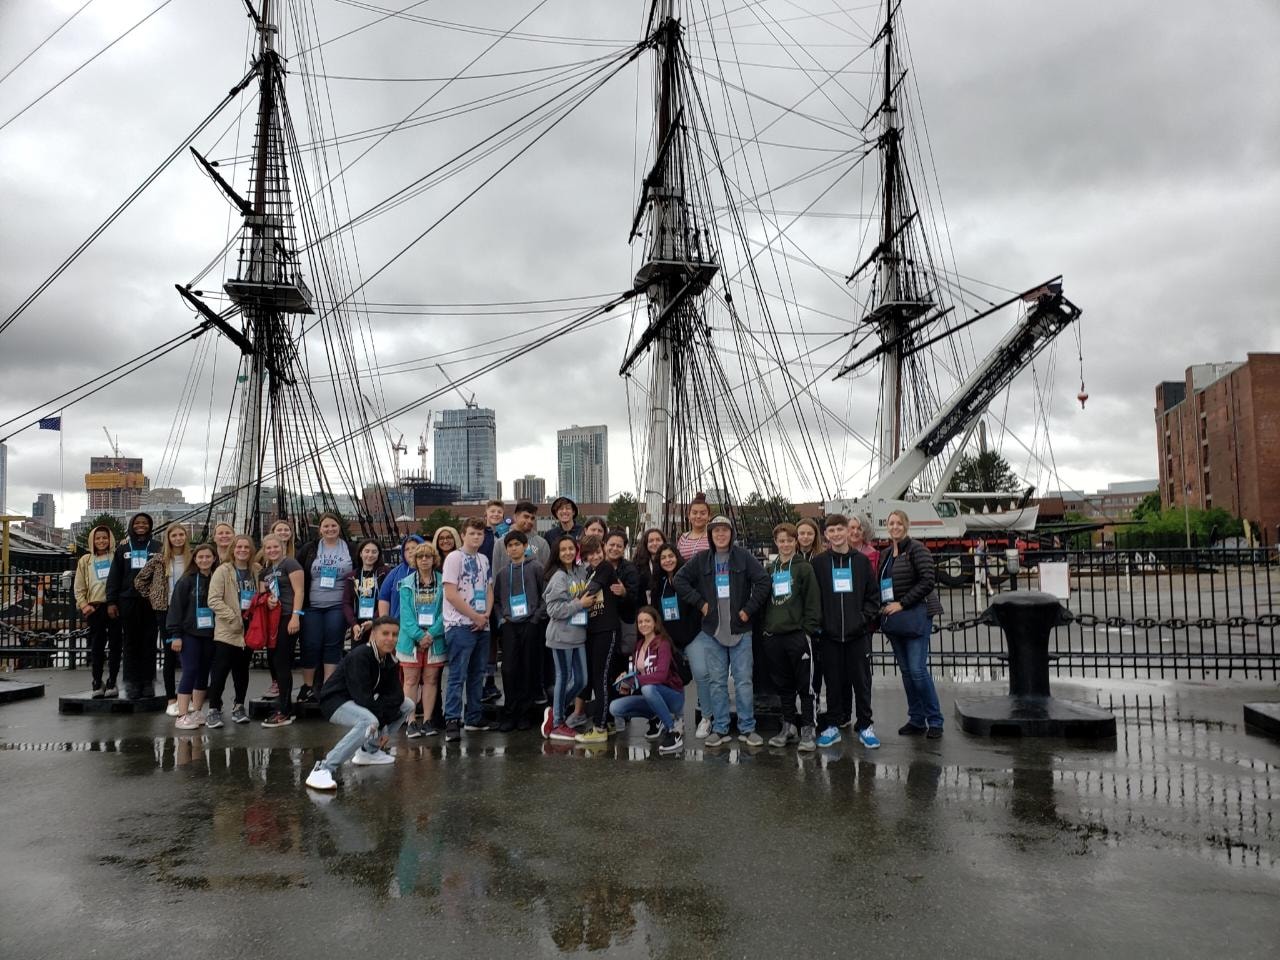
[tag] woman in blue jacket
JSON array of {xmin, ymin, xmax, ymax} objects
[{"xmin": 396, "ymin": 541, "xmax": 445, "ymax": 738}]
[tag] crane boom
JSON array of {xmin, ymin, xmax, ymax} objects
[{"xmin": 865, "ymin": 287, "xmax": 1081, "ymax": 502}]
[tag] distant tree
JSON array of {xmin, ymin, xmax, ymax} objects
[
  {"xmin": 949, "ymin": 451, "xmax": 1021, "ymax": 494},
  {"xmin": 1132, "ymin": 492, "xmax": 1163, "ymax": 522},
  {"xmin": 607, "ymin": 493, "xmax": 639, "ymax": 534},
  {"xmin": 78, "ymin": 513, "xmax": 125, "ymax": 550},
  {"xmin": 418, "ymin": 508, "xmax": 461, "ymax": 538},
  {"xmin": 737, "ymin": 492, "xmax": 799, "ymax": 548}
]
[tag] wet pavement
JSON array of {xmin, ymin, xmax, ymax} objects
[{"xmin": 2, "ymin": 670, "xmax": 1278, "ymax": 959}]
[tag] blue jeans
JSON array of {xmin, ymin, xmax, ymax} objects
[
  {"xmin": 610, "ymin": 684, "xmax": 684, "ymax": 731},
  {"xmin": 302, "ymin": 605, "xmax": 346, "ymax": 667},
  {"xmin": 688, "ymin": 630, "xmax": 755, "ymax": 735},
  {"xmin": 444, "ymin": 626, "xmax": 489, "ymax": 724},
  {"xmin": 320, "ymin": 696, "xmax": 414, "ymax": 773},
  {"xmin": 551, "ymin": 646, "xmax": 588, "ymax": 725},
  {"xmin": 884, "ymin": 606, "xmax": 944, "ymax": 729}
]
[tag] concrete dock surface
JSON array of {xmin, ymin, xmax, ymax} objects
[{"xmin": 1, "ymin": 669, "xmax": 1278, "ymax": 959}]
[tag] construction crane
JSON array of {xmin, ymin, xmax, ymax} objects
[
  {"xmin": 391, "ymin": 433, "xmax": 408, "ymax": 484},
  {"xmin": 416, "ymin": 411, "xmax": 432, "ymax": 477},
  {"xmin": 436, "ymin": 363, "xmax": 477, "ymax": 409},
  {"xmin": 101, "ymin": 426, "xmax": 121, "ymax": 458}
]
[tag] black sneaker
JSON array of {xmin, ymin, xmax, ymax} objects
[
  {"xmin": 658, "ymin": 730, "xmax": 683, "ymax": 754},
  {"xmin": 516, "ymin": 715, "xmax": 532, "ymax": 731},
  {"xmin": 481, "ymin": 682, "xmax": 502, "ymax": 705},
  {"xmin": 405, "ymin": 720, "xmax": 424, "ymax": 740},
  {"xmin": 444, "ymin": 719, "xmax": 461, "ymax": 742},
  {"xmin": 296, "ymin": 685, "xmax": 316, "ymax": 704},
  {"xmin": 103, "ymin": 683, "xmax": 118, "ymax": 698},
  {"xmin": 925, "ymin": 726, "xmax": 944, "ymax": 740},
  {"xmin": 898, "ymin": 722, "xmax": 927, "ymax": 736},
  {"xmin": 644, "ymin": 718, "xmax": 662, "ymax": 741},
  {"xmin": 261, "ymin": 711, "xmax": 293, "ymax": 728},
  {"xmin": 498, "ymin": 718, "xmax": 517, "ymax": 733}
]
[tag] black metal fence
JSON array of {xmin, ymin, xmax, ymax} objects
[{"xmin": 4, "ymin": 547, "xmax": 1277, "ymax": 680}]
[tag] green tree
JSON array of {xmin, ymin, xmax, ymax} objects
[
  {"xmin": 737, "ymin": 492, "xmax": 799, "ymax": 547},
  {"xmin": 607, "ymin": 493, "xmax": 639, "ymax": 534},
  {"xmin": 949, "ymin": 450, "xmax": 1021, "ymax": 494},
  {"xmin": 78, "ymin": 513, "xmax": 125, "ymax": 550},
  {"xmin": 418, "ymin": 508, "xmax": 461, "ymax": 538},
  {"xmin": 1132, "ymin": 492, "xmax": 1162, "ymax": 522}
]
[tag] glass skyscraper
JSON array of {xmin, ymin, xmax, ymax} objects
[
  {"xmin": 557, "ymin": 424, "xmax": 608, "ymax": 504},
  {"xmin": 434, "ymin": 407, "xmax": 498, "ymax": 502}
]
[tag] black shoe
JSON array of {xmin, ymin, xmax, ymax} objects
[
  {"xmin": 644, "ymin": 718, "xmax": 662, "ymax": 741},
  {"xmin": 658, "ymin": 730, "xmax": 684, "ymax": 754},
  {"xmin": 898, "ymin": 723, "xmax": 927, "ymax": 736},
  {"xmin": 516, "ymin": 716, "xmax": 532, "ymax": 731},
  {"xmin": 91, "ymin": 684, "xmax": 105, "ymax": 700},
  {"xmin": 481, "ymin": 682, "xmax": 502, "ymax": 705},
  {"xmin": 498, "ymin": 718, "xmax": 517, "ymax": 733},
  {"xmin": 444, "ymin": 719, "xmax": 461, "ymax": 742},
  {"xmin": 296, "ymin": 685, "xmax": 316, "ymax": 704},
  {"xmin": 925, "ymin": 726, "xmax": 944, "ymax": 740}
]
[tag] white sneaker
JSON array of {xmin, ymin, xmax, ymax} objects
[
  {"xmin": 695, "ymin": 716, "xmax": 712, "ymax": 739},
  {"xmin": 351, "ymin": 748, "xmax": 394, "ymax": 766},
  {"xmin": 305, "ymin": 762, "xmax": 337, "ymax": 791},
  {"xmin": 165, "ymin": 702, "xmax": 180, "ymax": 717}
]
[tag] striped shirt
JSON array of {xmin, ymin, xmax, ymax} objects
[{"xmin": 676, "ymin": 531, "xmax": 709, "ymax": 561}]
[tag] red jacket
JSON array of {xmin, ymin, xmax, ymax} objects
[{"xmin": 244, "ymin": 592, "xmax": 281, "ymax": 651}]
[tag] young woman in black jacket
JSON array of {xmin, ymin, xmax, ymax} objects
[{"xmin": 878, "ymin": 509, "xmax": 944, "ymax": 738}]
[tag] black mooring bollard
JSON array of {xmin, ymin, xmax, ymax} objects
[{"xmin": 954, "ymin": 590, "xmax": 1116, "ymax": 738}]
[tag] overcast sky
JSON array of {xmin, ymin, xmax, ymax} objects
[{"xmin": 1, "ymin": 0, "xmax": 1277, "ymax": 525}]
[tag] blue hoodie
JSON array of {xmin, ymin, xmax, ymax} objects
[
  {"xmin": 396, "ymin": 570, "xmax": 445, "ymax": 659},
  {"xmin": 378, "ymin": 535, "xmax": 425, "ymax": 618}
]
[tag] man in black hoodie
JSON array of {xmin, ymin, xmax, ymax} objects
[
  {"xmin": 306, "ymin": 617, "xmax": 415, "ymax": 791},
  {"xmin": 105, "ymin": 512, "xmax": 161, "ymax": 700},
  {"xmin": 810, "ymin": 514, "xmax": 881, "ymax": 749},
  {"xmin": 674, "ymin": 516, "xmax": 770, "ymax": 746}
]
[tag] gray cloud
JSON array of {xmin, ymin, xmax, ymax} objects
[{"xmin": 2, "ymin": 0, "xmax": 1277, "ymax": 524}]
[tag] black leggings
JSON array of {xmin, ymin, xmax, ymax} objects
[
  {"xmin": 120, "ymin": 598, "xmax": 156, "ymax": 689},
  {"xmin": 272, "ymin": 617, "xmax": 299, "ymax": 714},
  {"xmin": 208, "ymin": 643, "xmax": 251, "ymax": 710},
  {"xmin": 154, "ymin": 610, "xmax": 181, "ymax": 699},
  {"xmin": 585, "ymin": 629, "xmax": 620, "ymax": 727},
  {"xmin": 501, "ymin": 619, "xmax": 541, "ymax": 720},
  {"xmin": 87, "ymin": 603, "xmax": 121, "ymax": 687}
]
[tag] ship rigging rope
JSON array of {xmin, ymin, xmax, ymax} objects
[
  {"xmin": 171, "ymin": 290, "xmax": 641, "ymax": 529},
  {"xmin": 0, "ymin": 63, "xmax": 256, "ymax": 339},
  {"xmin": 0, "ymin": 0, "xmax": 98, "ymax": 88},
  {"xmin": 0, "ymin": 0, "xmax": 180, "ymax": 134}
]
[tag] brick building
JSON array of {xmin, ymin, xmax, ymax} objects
[{"xmin": 1155, "ymin": 353, "xmax": 1280, "ymax": 539}]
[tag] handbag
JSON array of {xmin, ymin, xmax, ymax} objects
[{"xmin": 905, "ymin": 541, "xmax": 946, "ymax": 619}]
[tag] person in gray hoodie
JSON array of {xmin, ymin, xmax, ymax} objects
[
  {"xmin": 541, "ymin": 534, "xmax": 595, "ymax": 741},
  {"xmin": 674, "ymin": 516, "xmax": 770, "ymax": 746}
]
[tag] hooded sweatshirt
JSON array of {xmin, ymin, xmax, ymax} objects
[
  {"xmin": 105, "ymin": 513, "xmax": 159, "ymax": 605},
  {"xmin": 543, "ymin": 562, "xmax": 590, "ymax": 649},
  {"xmin": 377, "ymin": 534, "xmax": 425, "ymax": 618},
  {"xmin": 762, "ymin": 554, "xmax": 821, "ymax": 637},
  {"xmin": 396, "ymin": 569, "xmax": 445, "ymax": 659},
  {"xmin": 673, "ymin": 520, "xmax": 769, "ymax": 643},
  {"xmin": 74, "ymin": 525, "xmax": 118, "ymax": 607},
  {"xmin": 811, "ymin": 548, "xmax": 879, "ymax": 642}
]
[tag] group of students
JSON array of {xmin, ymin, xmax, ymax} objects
[{"xmin": 69, "ymin": 495, "xmax": 946, "ymax": 795}]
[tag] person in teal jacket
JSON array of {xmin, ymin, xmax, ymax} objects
[{"xmin": 396, "ymin": 542, "xmax": 446, "ymax": 737}]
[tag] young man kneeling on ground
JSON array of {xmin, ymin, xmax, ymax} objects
[{"xmin": 306, "ymin": 616, "xmax": 414, "ymax": 791}]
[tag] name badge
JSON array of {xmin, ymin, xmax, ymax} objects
[
  {"xmin": 358, "ymin": 595, "xmax": 375, "ymax": 619},
  {"xmin": 196, "ymin": 606, "xmax": 214, "ymax": 629},
  {"xmin": 510, "ymin": 592, "xmax": 528, "ymax": 619},
  {"xmin": 570, "ymin": 609, "xmax": 588, "ymax": 626},
  {"xmin": 240, "ymin": 588, "xmax": 254, "ymax": 611},
  {"xmin": 715, "ymin": 572, "xmax": 730, "ymax": 599},
  {"xmin": 661, "ymin": 594, "xmax": 680, "ymax": 621},
  {"xmin": 417, "ymin": 604, "xmax": 435, "ymax": 628},
  {"xmin": 496, "ymin": 520, "xmax": 511, "ymax": 538},
  {"xmin": 93, "ymin": 558, "xmax": 111, "ymax": 581},
  {"xmin": 471, "ymin": 585, "xmax": 488, "ymax": 613},
  {"xmin": 880, "ymin": 577, "xmax": 894, "ymax": 603},
  {"xmin": 130, "ymin": 549, "xmax": 147, "ymax": 569},
  {"xmin": 318, "ymin": 565, "xmax": 338, "ymax": 589},
  {"xmin": 772, "ymin": 569, "xmax": 792, "ymax": 598},
  {"xmin": 268, "ymin": 577, "xmax": 280, "ymax": 599},
  {"xmin": 832, "ymin": 567, "xmax": 853, "ymax": 593}
]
